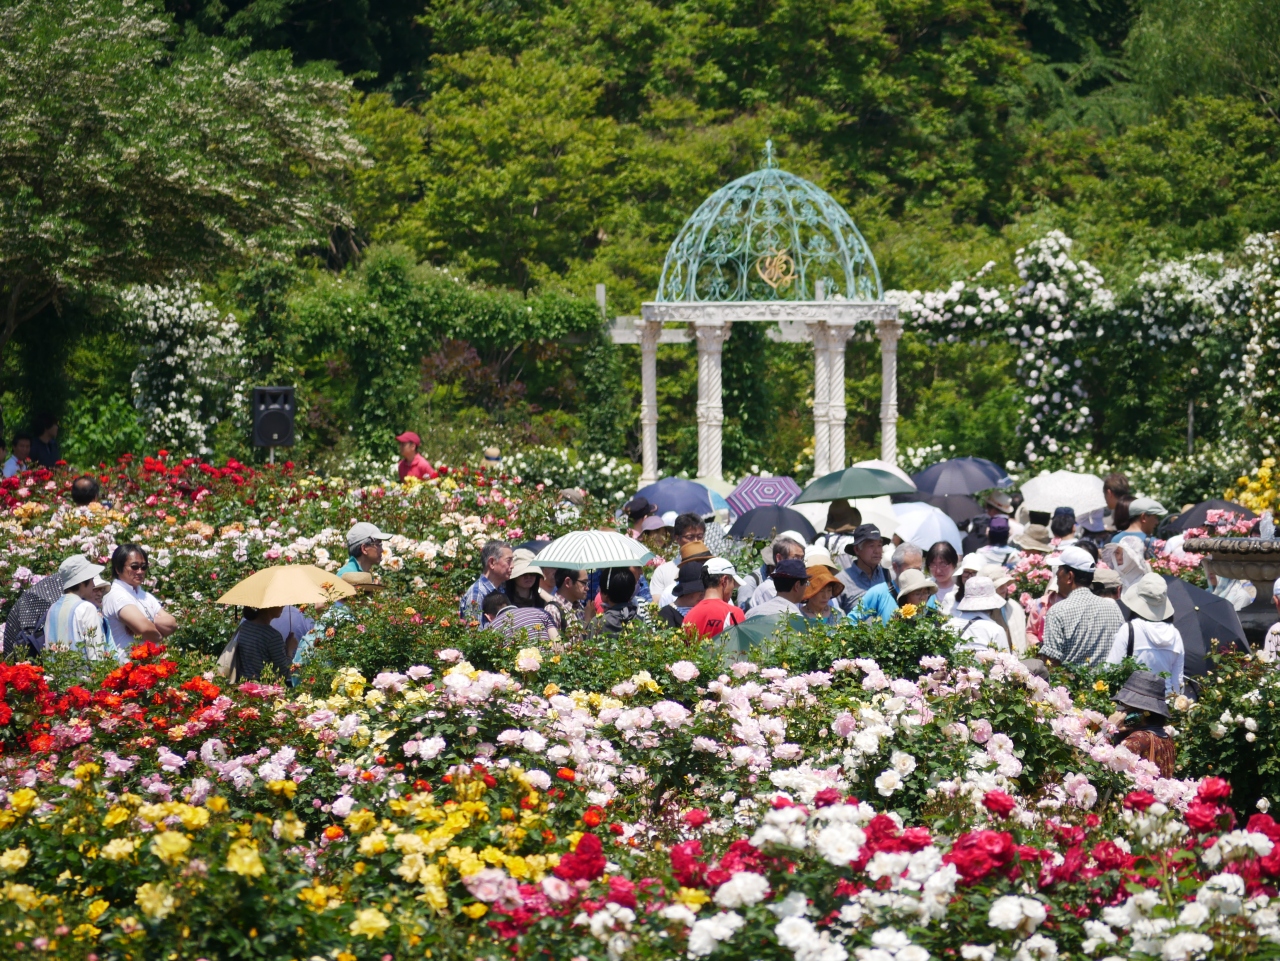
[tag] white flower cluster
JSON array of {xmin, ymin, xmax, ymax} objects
[
  {"xmin": 120, "ymin": 284, "xmax": 248, "ymax": 455},
  {"xmin": 505, "ymin": 446, "xmax": 638, "ymax": 501}
]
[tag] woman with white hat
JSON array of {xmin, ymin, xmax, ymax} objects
[
  {"xmin": 983, "ymin": 564, "xmax": 1028, "ymax": 654},
  {"xmin": 1105, "ymin": 572, "xmax": 1184, "ymax": 694},
  {"xmin": 944, "ymin": 575, "xmax": 1011, "ymax": 653}
]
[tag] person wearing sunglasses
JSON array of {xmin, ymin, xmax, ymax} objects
[{"xmin": 102, "ymin": 544, "xmax": 177, "ymax": 655}]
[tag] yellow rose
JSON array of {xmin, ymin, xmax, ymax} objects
[
  {"xmin": 2, "ymin": 881, "xmax": 44, "ymax": 911},
  {"xmin": 205, "ymin": 796, "xmax": 229, "ymax": 814},
  {"xmin": 543, "ymin": 683, "xmax": 561, "ymax": 698},
  {"xmin": 898, "ymin": 603, "xmax": 918, "ymax": 619},
  {"xmin": 462, "ymin": 902, "xmax": 488, "ymax": 919},
  {"xmin": 150, "ymin": 831, "xmax": 191, "ymax": 865},
  {"xmin": 224, "ymin": 839, "xmax": 265, "ymax": 878},
  {"xmin": 102, "ymin": 838, "xmax": 138, "ymax": 861},
  {"xmin": 87, "ymin": 898, "xmax": 110, "ymax": 922},
  {"xmin": 135, "ymin": 882, "xmax": 176, "ymax": 920},
  {"xmin": 74, "ymin": 762, "xmax": 101, "ymax": 783},
  {"xmin": 72, "ymin": 923, "xmax": 102, "ymax": 940},
  {"xmin": 266, "ymin": 780, "xmax": 298, "ymax": 799},
  {"xmin": 349, "ymin": 907, "xmax": 391, "ymax": 939},
  {"xmin": 358, "ymin": 830, "xmax": 389, "ymax": 856},
  {"xmin": 8, "ymin": 788, "xmax": 38, "ymax": 816},
  {"xmin": 675, "ymin": 887, "xmax": 710, "ymax": 909},
  {"xmin": 346, "ymin": 808, "xmax": 378, "ymax": 834},
  {"xmin": 393, "ymin": 832, "xmax": 427, "ymax": 855},
  {"xmin": 275, "ymin": 814, "xmax": 306, "ymax": 843},
  {"xmin": 1094, "ymin": 679, "xmax": 1109, "ymax": 692},
  {"xmin": 0, "ymin": 846, "xmax": 29, "ymax": 873},
  {"xmin": 103, "ymin": 807, "xmax": 130, "ymax": 828}
]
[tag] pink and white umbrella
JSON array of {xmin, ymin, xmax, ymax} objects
[{"xmin": 726, "ymin": 476, "xmax": 802, "ymax": 516}]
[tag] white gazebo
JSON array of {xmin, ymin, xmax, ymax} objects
[{"xmin": 611, "ymin": 143, "xmax": 902, "ymax": 486}]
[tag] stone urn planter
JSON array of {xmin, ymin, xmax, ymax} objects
[{"xmin": 1183, "ymin": 536, "xmax": 1280, "ymax": 644}]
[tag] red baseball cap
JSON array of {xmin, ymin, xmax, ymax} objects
[{"xmin": 395, "ymin": 431, "xmax": 421, "ymax": 445}]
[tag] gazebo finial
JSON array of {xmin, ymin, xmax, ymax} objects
[{"xmin": 762, "ymin": 139, "xmax": 777, "ymax": 169}]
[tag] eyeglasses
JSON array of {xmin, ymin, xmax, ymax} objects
[
  {"xmin": 574, "ymin": 577, "xmax": 590, "ymax": 586},
  {"xmin": 128, "ymin": 563, "xmax": 148, "ymax": 572}
]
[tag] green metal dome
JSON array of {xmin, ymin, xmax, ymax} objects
[{"xmin": 656, "ymin": 142, "xmax": 882, "ymax": 303}]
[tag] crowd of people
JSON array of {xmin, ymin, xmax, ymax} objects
[{"xmin": 0, "ymin": 436, "xmax": 1209, "ymax": 779}]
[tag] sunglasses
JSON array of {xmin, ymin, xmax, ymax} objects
[{"xmin": 128, "ymin": 563, "xmax": 149, "ymax": 572}]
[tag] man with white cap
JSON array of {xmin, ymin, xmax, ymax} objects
[
  {"xmin": 338, "ymin": 521, "xmax": 395, "ymax": 577},
  {"xmin": 944, "ymin": 575, "xmax": 1011, "ymax": 652},
  {"xmin": 683, "ymin": 558, "xmax": 746, "ymax": 638},
  {"xmin": 44, "ymin": 554, "xmax": 122, "ymax": 663},
  {"xmin": 1041, "ymin": 545, "xmax": 1124, "ymax": 667},
  {"xmin": 1106, "ymin": 572, "xmax": 1185, "ymax": 694}
]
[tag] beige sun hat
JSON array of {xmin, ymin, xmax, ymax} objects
[
  {"xmin": 957, "ymin": 575, "xmax": 1005, "ymax": 611},
  {"xmin": 804, "ymin": 544, "xmax": 841, "ymax": 573},
  {"xmin": 981, "ymin": 564, "xmax": 1014, "ymax": 591},
  {"xmin": 1012, "ymin": 524, "xmax": 1054, "ymax": 553},
  {"xmin": 1122, "ymin": 572, "xmax": 1174, "ymax": 621},
  {"xmin": 895, "ymin": 569, "xmax": 938, "ymax": 598},
  {"xmin": 509, "ymin": 550, "xmax": 544, "ymax": 582}
]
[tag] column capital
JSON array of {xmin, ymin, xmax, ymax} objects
[
  {"xmin": 692, "ymin": 321, "xmax": 731, "ymax": 351},
  {"xmin": 876, "ymin": 315, "xmax": 904, "ymax": 345}
]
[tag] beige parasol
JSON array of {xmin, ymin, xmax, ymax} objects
[{"xmin": 216, "ymin": 565, "xmax": 355, "ymax": 608}]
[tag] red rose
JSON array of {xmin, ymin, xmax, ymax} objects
[
  {"xmin": 1248, "ymin": 814, "xmax": 1280, "ymax": 843},
  {"xmin": 554, "ymin": 832, "xmax": 605, "ymax": 882},
  {"xmin": 943, "ymin": 830, "xmax": 1015, "ymax": 885},
  {"xmin": 982, "ymin": 790, "xmax": 1016, "ymax": 818},
  {"xmin": 556, "ymin": 767, "xmax": 576, "ymax": 782},
  {"xmin": 0, "ymin": 702, "xmax": 12, "ymax": 726},
  {"xmin": 684, "ymin": 809, "xmax": 710, "ymax": 828},
  {"xmin": 812, "ymin": 788, "xmax": 842, "ymax": 808},
  {"xmin": 1091, "ymin": 841, "xmax": 1130, "ymax": 872},
  {"xmin": 1123, "ymin": 790, "xmax": 1157, "ymax": 811},
  {"xmin": 606, "ymin": 876, "xmax": 637, "ymax": 909},
  {"xmin": 1184, "ymin": 801, "xmax": 1223, "ymax": 833},
  {"xmin": 1197, "ymin": 777, "xmax": 1232, "ymax": 803},
  {"xmin": 670, "ymin": 840, "xmax": 707, "ymax": 887}
]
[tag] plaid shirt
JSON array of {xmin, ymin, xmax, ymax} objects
[
  {"xmin": 1041, "ymin": 587, "xmax": 1124, "ymax": 667},
  {"xmin": 460, "ymin": 575, "xmax": 499, "ymax": 619}
]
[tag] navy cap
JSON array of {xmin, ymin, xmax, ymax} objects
[
  {"xmin": 772, "ymin": 558, "xmax": 811, "ymax": 580},
  {"xmin": 1052, "ymin": 506, "xmax": 1076, "ymax": 521},
  {"xmin": 852, "ymin": 524, "xmax": 882, "ymax": 546},
  {"xmin": 673, "ymin": 562, "xmax": 707, "ymax": 597},
  {"xmin": 624, "ymin": 495, "xmax": 657, "ymax": 519}
]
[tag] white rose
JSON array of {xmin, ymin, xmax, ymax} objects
[{"xmin": 875, "ymin": 770, "xmax": 902, "ymax": 797}]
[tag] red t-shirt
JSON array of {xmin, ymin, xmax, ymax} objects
[
  {"xmin": 399, "ymin": 453, "xmax": 438, "ymax": 481},
  {"xmin": 682, "ymin": 598, "xmax": 745, "ymax": 638}
]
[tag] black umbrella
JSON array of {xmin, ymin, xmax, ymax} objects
[
  {"xmin": 912, "ymin": 457, "xmax": 1012, "ymax": 496},
  {"xmin": 892, "ymin": 491, "xmax": 983, "ymax": 528},
  {"xmin": 727, "ymin": 506, "xmax": 817, "ymax": 543},
  {"xmin": 1168, "ymin": 499, "xmax": 1257, "ymax": 533},
  {"xmin": 1120, "ymin": 575, "xmax": 1249, "ymax": 677}
]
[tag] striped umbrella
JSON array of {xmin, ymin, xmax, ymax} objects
[
  {"xmin": 531, "ymin": 530, "xmax": 654, "ymax": 570},
  {"xmin": 726, "ymin": 476, "xmax": 802, "ymax": 516}
]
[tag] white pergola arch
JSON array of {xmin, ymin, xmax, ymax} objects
[{"xmin": 610, "ymin": 286, "xmax": 902, "ymax": 485}]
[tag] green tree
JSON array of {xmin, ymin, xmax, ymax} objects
[{"xmin": 0, "ymin": 0, "xmax": 360, "ymax": 408}]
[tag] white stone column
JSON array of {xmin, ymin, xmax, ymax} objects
[
  {"xmin": 639, "ymin": 319, "xmax": 661, "ymax": 485},
  {"xmin": 809, "ymin": 321, "xmax": 831, "ymax": 478},
  {"xmin": 826, "ymin": 325, "xmax": 856, "ymax": 472},
  {"xmin": 877, "ymin": 315, "xmax": 904, "ymax": 465},
  {"xmin": 694, "ymin": 322, "xmax": 730, "ymax": 483}
]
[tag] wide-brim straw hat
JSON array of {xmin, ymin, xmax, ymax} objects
[
  {"xmin": 1113, "ymin": 670, "xmax": 1170, "ymax": 717},
  {"xmin": 803, "ymin": 566, "xmax": 845, "ymax": 601},
  {"xmin": 1122, "ymin": 572, "xmax": 1174, "ymax": 621},
  {"xmin": 895, "ymin": 569, "xmax": 938, "ymax": 600},
  {"xmin": 340, "ymin": 571, "xmax": 385, "ymax": 593},
  {"xmin": 1012, "ymin": 524, "xmax": 1054, "ymax": 553},
  {"xmin": 957, "ymin": 575, "xmax": 1004, "ymax": 611}
]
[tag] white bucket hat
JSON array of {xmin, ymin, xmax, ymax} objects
[
  {"xmin": 1122, "ymin": 572, "xmax": 1174, "ymax": 621},
  {"xmin": 981, "ymin": 564, "xmax": 1014, "ymax": 591},
  {"xmin": 959, "ymin": 553, "xmax": 986, "ymax": 575},
  {"xmin": 957, "ymin": 575, "xmax": 1005, "ymax": 611},
  {"xmin": 59, "ymin": 554, "xmax": 104, "ymax": 590},
  {"xmin": 803, "ymin": 544, "xmax": 841, "ymax": 573},
  {"xmin": 762, "ymin": 530, "xmax": 809, "ymax": 565}
]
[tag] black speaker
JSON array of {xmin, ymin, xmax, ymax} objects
[{"xmin": 251, "ymin": 387, "xmax": 295, "ymax": 447}]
